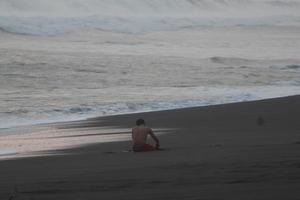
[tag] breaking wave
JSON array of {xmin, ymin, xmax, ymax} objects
[
  {"xmin": 1, "ymin": 0, "xmax": 300, "ymax": 35},
  {"xmin": 1, "ymin": 85, "xmax": 300, "ymax": 129}
]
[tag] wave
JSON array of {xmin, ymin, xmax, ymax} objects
[
  {"xmin": 1, "ymin": 0, "xmax": 300, "ymax": 35},
  {"xmin": 1, "ymin": 85, "xmax": 300, "ymax": 129},
  {"xmin": 1, "ymin": 0, "xmax": 299, "ymax": 15},
  {"xmin": 285, "ymin": 64, "xmax": 300, "ymax": 69}
]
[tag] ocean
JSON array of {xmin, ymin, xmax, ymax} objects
[{"xmin": 1, "ymin": 0, "xmax": 300, "ymax": 130}]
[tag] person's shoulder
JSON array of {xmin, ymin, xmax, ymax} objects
[{"xmin": 146, "ymin": 127, "xmax": 153, "ymax": 132}]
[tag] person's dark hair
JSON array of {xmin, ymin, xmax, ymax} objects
[{"xmin": 136, "ymin": 118, "xmax": 145, "ymax": 126}]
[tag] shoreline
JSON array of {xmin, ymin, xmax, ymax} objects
[
  {"xmin": 0, "ymin": 94, "xmax": 299, "ymax": 160},
  {"xmin": 1, "ymin": 93, "xmax": 299, "ymax": 130},
  {"xmin": 0, "ymin": 95, "xmax": 299, "ymax": 199}
]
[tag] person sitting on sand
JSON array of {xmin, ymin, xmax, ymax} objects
[{"xmin": 132, "ymin": 118, "xmax": 160, "ymax": 152}]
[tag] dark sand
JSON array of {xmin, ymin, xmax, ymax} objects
[{"xmin": 0, "ymin": 95, "xmax": 300, "ymax": 200}]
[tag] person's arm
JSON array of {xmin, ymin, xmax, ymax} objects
[
  {"xmin": 149, "ymin": 128, "xmax": 160, "ymax": 149},
  {"xmin": 131, "ymin": 128, "xmax": 134, "ymax": 139}
]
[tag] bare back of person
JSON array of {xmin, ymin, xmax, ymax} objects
[
  {"xmin": 131, "ymin": 119, "xmax": 160, "ymax": 152},
  {"xmin": 132, "ymin": 126, "xmax": 151, "ymax": 145}
]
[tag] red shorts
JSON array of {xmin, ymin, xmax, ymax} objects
[{"xmin": 133, "ymin": 144, "xmax": 155, "ymax": 152}]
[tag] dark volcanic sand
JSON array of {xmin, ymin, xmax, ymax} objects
[{"xmin": 0, "ymin": 95, "xmax": 300, "ymax": 200}]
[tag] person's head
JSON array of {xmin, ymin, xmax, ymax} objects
[{"xmin": 136, "ymin": 118, "xmax": 145, "ymax": 126}]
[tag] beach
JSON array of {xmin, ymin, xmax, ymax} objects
[
  {"xmin": 0, "ymin": 95, "xmax": 299, "ymax": 200},
  {"xmin": 1, "ymin": 0, "xmax": 300, "ymax": 199}
]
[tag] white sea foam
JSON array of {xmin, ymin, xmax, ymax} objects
[{"xmin": 0, "ymin": 85, "xmax": 299, "ymax": 129}]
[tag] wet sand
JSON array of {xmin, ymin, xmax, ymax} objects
[{"xmin": 0, "ymin": 95, "xmax": 300, "ymax": 200}]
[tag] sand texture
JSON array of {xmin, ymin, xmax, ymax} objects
[{"xmin": 0, "ymin": 95, "xmax": 300, "ymax": 200}]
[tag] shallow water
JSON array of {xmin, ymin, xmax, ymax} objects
[
  {"xmin": 0, "ymin": 26, "xmax": 300, "ymax": 129},
  {"xmin": 0, "ymin": 124, "xmax": 172, "ymax": 160}
]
